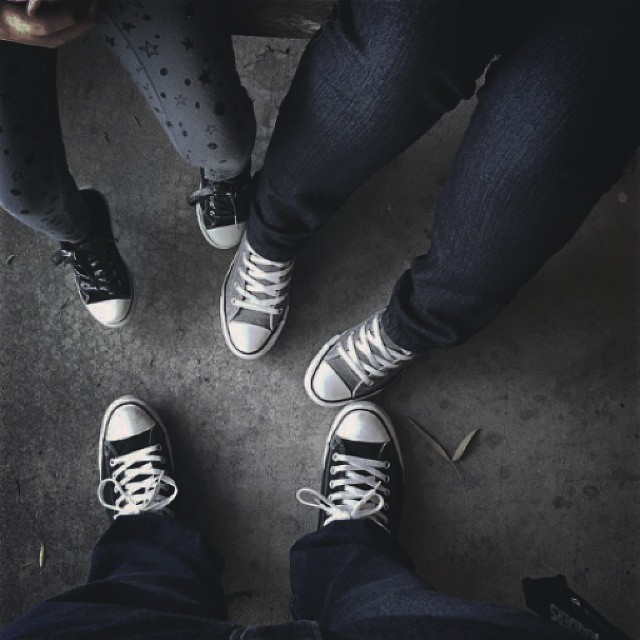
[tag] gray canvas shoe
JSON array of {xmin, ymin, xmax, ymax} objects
[
  {"xmin": 305, "ymin": 310, "xmax": 415, "ymax": 406},
  {"xmin": 220, "ymin": 234, "xmax": 293, "ymax": 359}
]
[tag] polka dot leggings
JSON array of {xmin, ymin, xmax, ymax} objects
[{"xmin": 0, "ymin": 0, "xmax": 256, "ymax": 243}]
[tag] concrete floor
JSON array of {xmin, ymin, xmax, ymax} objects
[{"xmin": 0, "ymin": 33, "xmax": 639, "ymax": 636}]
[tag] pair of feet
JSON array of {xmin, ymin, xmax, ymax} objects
[
  {"xmin": 99, "ymin": 396, "xmax": 403, "ymax": 536},
  {"xmin": 54, "ymin": 173, "xmax": 249, "ymax": 329},
  {"xmin": 221, "ymin": 235, "xmax": 415, "ymax": 406},
  {"xmin": 55, "ymin": 182, "xmax": 416, "ymax": 407}
]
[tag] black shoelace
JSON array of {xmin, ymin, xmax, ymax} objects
[
  {"xmin": 52, "ymin": 242, "xmax": 121, "ymax": 297},
  {"xmin": 188, "ymin": 181, "xmax": 247, "ymax": 227}
]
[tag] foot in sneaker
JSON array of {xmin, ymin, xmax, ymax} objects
[
  {"xmin": 53, "ymin": 189, "xmax": 133, "ymax": 328},
  {"xmin": 297, "ymin": 402, "xmax": 404, "ymax": 535},
  {"xmin": 220, "ymin": 234, "xmax": 293, "ymax": 359},
  {"xmin": 305, "ymin": 310, "xmax": 415, "ymax": 407},
  {"xmin": 189, "ymin": 168, "xmax": 250, "ymax": 250},
  {"xmin": 98, "ymin": 396, "xmax": 177, "ymax": 521}
]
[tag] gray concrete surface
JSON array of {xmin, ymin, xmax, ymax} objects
[{"xmin": 1, "ymin": 32, "xmax": 639, "ymax": 636}]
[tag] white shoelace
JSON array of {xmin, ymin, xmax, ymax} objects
[
  {"xmin": 98, "ymin": 445, "xmax": 178, "ymax": 519},
  {"xmin": 337, "ymin": 312, "xmax": 414, "ymax": 386},
  {"xmin": 296, "ymin": 453, "xmax": 390, "ymax": 530},
  {"xmin": 232, "ymin": 244, "xmax": 292, "ymax": 316}
]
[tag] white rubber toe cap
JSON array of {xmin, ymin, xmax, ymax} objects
[
  {"xmin": 335, "ymin": 408, "xmax": 389, "ymax": 443},
  {"xmin": 87, "ymin": 299, "xmax": 132, "ymax": 328},
  {"xmin": 311, "ymin": 361, "xmax": 352, "ymax": 403},
  {"xmin": 105, "ymin": 402, "xmax": 154, "ymax": 442},
  {"xmin": 228, "ymin": 321, "xmax": 271, "ymax": 355},
  {"xmin": 203, "ymin": 222, "xmax": 246, "ymax": 250}
]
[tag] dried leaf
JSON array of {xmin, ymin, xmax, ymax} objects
[
  {"xmin": 38, "ymin": 543, "xmax": 46, "ymax": 570},
  {"xmin": 452, "ymin": 429, "xmax": 480, "ymax": 462},
  {"xmin": 6, "ymin": 254, "xmax": 16, "ymax": 265},
  {"xmin": 409, "ymin": 419, "xmax": 450, "ymax": 461}
]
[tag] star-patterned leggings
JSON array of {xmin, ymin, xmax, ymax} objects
[{"xmin": 0, "ymin": 0, "xmax": 255, "ymax": 242}]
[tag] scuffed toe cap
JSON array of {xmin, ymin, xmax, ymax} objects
[
  {"xmin": 87, "ymin": 298, "xmax": 132, "ymax": 328},
  {"xmin": 228, "ymin": 321, "xmax": 271, "ymax": 355},
  {"xmin": 310, "ymin": 361, "xmax": 352, "ymax": 403}
]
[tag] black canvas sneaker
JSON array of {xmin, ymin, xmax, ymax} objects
[
  {"xmin": 297, "ymin": 402, "xmax": 404, "ymax": 535},
  {"xmin": 53, "ymin": 189, "xmax": 133, "ymax": 328},
  {"xmin": 98, "ymin": 396, "xmax": 177, "ymax": 521},
  {"xmin": 189, "ymin": 169, "xmax": 250, "ymax": 250}
]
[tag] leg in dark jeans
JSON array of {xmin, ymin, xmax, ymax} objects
[
  {"xmin": 222, "ymin": 0, "xmax": 541, "ymax": 363},
  {"xmin": 0, "ymin": 514, "xmax": 238, "ymax": 640},
  {"xmin": 291, "ymin": 520, "xmax": 573, "ymax": 640},
  {"xmin": 383, "ymin": 0, "xmax": 640, "ymax": 352},
  {"xmin": 247, "ymin": 0, "xmax": 517, "ymax": 261},
  {"xmin": 248, "ymin": 0, "xmax": 640, "ymax": 354}
]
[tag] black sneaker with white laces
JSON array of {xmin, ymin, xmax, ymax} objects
[
  {"xmin": 53, "ymin": 189, "xmax": 133, "ymax": 328},
  {"xmin": 189, "ymin": 168, "xmax": 250, "ymax": 250},
  {"xmin": 98, "ymin": 396, "xmax": 178, "ymax": 521},
  {"xmin": 297, "ymin": 402, "xmax": 404, "ymax": 535}
]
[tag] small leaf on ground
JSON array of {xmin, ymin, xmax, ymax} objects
[
  {"xmin": 409, "ymin": 419, "xmax": 451, "ymax": 461},
  {"xmin": 39, "ymin": 543, "xmax": 46, "ymax": 570},
  {"xmin": 452, "ymin": 429, "xmax": 480, "ymax": 462},
  {"xmin": 6, "ymin": 254, "xmax": 16, "ymax": 265}
]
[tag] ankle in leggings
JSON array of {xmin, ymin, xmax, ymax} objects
[{"xmin": 0, "ymin": 0, "xmax": 255, "ymax": 243}]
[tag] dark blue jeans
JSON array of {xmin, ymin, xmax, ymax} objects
[
  {"xmin": 247, "ymin": 0, "xmax": 640, "ymax": 353},
  {"xmin": 1, "ymin": 514, "xmax": 574, "ymax": 639}
]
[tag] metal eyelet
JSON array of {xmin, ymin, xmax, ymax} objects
[
  {"xmin": 329, "ymin": 466, "xmax": 336, "ymax": 475},
  {"xmin": 384, "ymin": 475, "xmax": 390, "ymax": 483},
  {"xmin": 329, "ymin": 480, "xmax": 335, "ymax": 489},
  {"xmin": 109, "ymin": 459, "xmax": 115, "ymax": 467},
  {"xmin": 332, "ymin": 453, "xmax": 339, "ymax": 462},
  {"xmin": 155, "ymin": 444, "xmax": 162, "ymax": 451},
  {"xmin": 384, "ymin": 461, "xmax": 391, "ymax": 469}
]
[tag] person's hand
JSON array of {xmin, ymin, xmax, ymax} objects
[{"xmin": 0, "ymin": 0, "xmax": 98, "ymax": 48}]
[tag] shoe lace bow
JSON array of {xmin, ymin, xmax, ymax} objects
[
  {"xmin": 297, "ymin": 453, "xmax": 390, "ymax": 530},
  {"xmin": 98, "ymin": 445, "xmax": 178, "ymax": 518}
]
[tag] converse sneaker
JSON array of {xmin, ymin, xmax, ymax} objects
[
  {"xmin": 305, "ymin": 311, "xmax": 415, "ymax": 407},
  {"xmin": 189, "ymin": 169, "xmax": 250, "ymax": 250},
  {"xmin": 98, "ymin": 396, "xmax": 177, "ymax": 521},
  {"xmin": 53, "ymin": 189, "xmax": 133, "ymax": 328},
  {"xmin": 296, "ymin": 402, "xmax": 404, "ymax": 535},
  {"xmin": 220, "ymin": 234, "xmax": 293, "ymax": 359}
]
